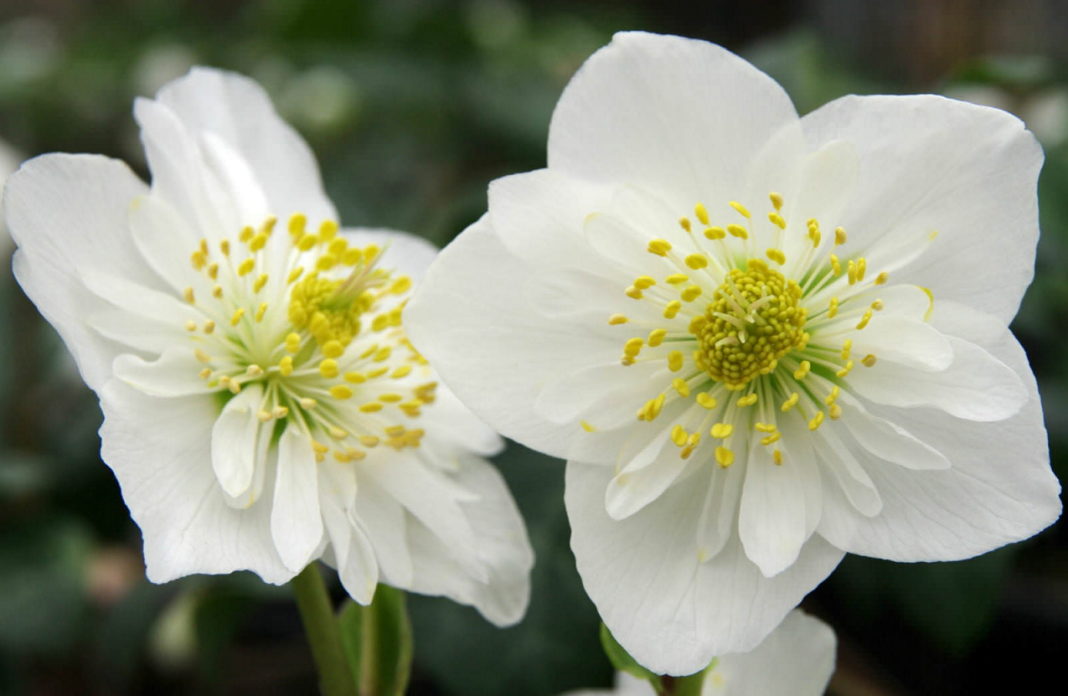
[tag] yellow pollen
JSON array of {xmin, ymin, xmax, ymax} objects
[
  {"xmin": 608, "ymin": 314, "xmax": 628, "ymax": 325},
  {"xmin": 195, "ymin": 348, "xmax": 211, "ymax": 364},
  {"xmin": 254, "ymin": 274, "xmax": 269, "ymax": 293},
  {"xmin": 220, "ymin": 240, "xmax": 231, "ymax": 256},
  {"xmin": 330, "ymin": 385, "xmax": 354, "ymax": 400},
  {"xmin": 647, "ymin": 328, "xmax": 667, "ymax": 347},
  {"xmin": 773, "ymin": 449, "xmax": 783, "ymax": 465},
  {"xmin": 793, "ymin": 361, "xmax": 811, "ymax": 380},
  {"xmin": 834, "ymin": 227, "xmax": 847, "ymax": 245},
  {"xmin": 679, "ymin": 218, "xmax": 692, "ymax": 233},
  {"xmin": 754, "ymin": 422, "xmax": 777, "ymax": 433},
  {"xmin": 737, "ymin": 393, "xmax": 758, "ymax": 407},
  {"xmin": 761, "ymin": 432, "xmax": 781, "ymax": 446},
  {"xmin": 693, "ymin": 260, "xmax": 806, "ymax": 390},
  {"xmin": 665, "ymin": 274, "xmax": 689, "ymax": 285},
  {"xmin": 696, "ymin": 392, "xmax": 717, "ymax": 409},
  {"xmin": 664, "ymin": 300, "xmax": 682, "ymax": 319},
  {"xmin": 249, "ymin": 233, "xmax": 268, "ymax": 252},
  {"xmin": 680, "ymin": 285, "xmax": 702, "ymax": 302},
  {"xmin": 769, "ymin": 192, "xmax": 784, "ymax": 211},
  {"xmin": 183, "ymin": 287, "xmax": 195, "ymax": 304},
  {"xmin": 322, "ymin": 340, "xmax": 344, "ymax": 359},
  {"xmin": 830, "ymin": 254, "xmax": 842, "ymax": 276},
  {"xmin": 580, "ymin": 420, "xmax": 596, "ymax": 433},
  {"xmin": 825, "ymin": 386, "xmax": 841, "ymax": 405},
  {"xmin": 808, "ymin": 411, "xmax": 825, "ymax": 430},
  {"xmin": 625, "ymin": 286, "xmax": 643, "ymax": 300},
  {"xmin": 634, "ymin": 276, "xmax": 656, "ymax": 290},
  {"xmin": 694, "ymin": 203, "xmax": 710, "ymax": 225},
  {"xmin": 667, "ymin": 351, "xmax": 684, "ymax": 372},
  {"xmin": 623, "ymin": 338, "xmax": 644, "ymax": 358},
  {"xmin": 874, "ymin": 272, "xmax": 889, "ymax": 285},
  {"xmin": 391, "ymin": 365, "xmax": 412, "ymax": 379},
  {"xmin": 827, "ymin": 297, "xmax": 839, "ymax": 318},
  {"xmin": 727, "ymin": 224, "xmax": 748, "ymax": 239},
  {"xmin": 715, "ymin": 446, "xmax": 734, "ymax": 468},
  {"xmin": 648, "ymin": 239, "xmax": 672, "ymax": 256},
  {"xmin": 729, "ymin": 201, "xmax": 751, "ymax": 218},
  {"xmin": 856, "ymin": 309, "xmax": 873, "ymax": 330},
  {"xmin": 279, "ymin": 356, "xmax": 294, "ymax": 376},
  {"xmin": 871, "ymin": 299, "xmax": 884, "ymax": 311},
  {"xmin": 212, "ymin": 285, "xmax": 223, "ymax": 299},
  {"xmin": 841, "ymin": 339, "xmax": 853, "ymax": 360},
  {"xmin": 672, "ymin": 377, "xmax": 690, "ymax": 397},
  {"xmin": 781, "ymin": 392, "xmax": 800, "ymax": 411},
  {"xmin": 765, "ymin": 248, "xmax": 786, "ymax": 265},
  {"xmin": 862, "ymin": 354, "xmax": 877, "ymax": 367},
  {"xmin": 237, "ymin": 258, "xmax": 255, "ymax": 276},
  {"xmin": 255, "ymin": 303, "xmax": 268, "ymax": 322},
  {"xmin": 705, "ymin": 226, "xmax": 726, "ymax": 240},
  {"xmin": 685, "ymin": 254, "xmax": 708, "ymax": 269},
  {"xmin": 829, "ymin": 403, "xmax": 843, "ymax": 419},
  {"xmin": 319, "ymin": 359, "xmax": 339, "ymax": 378},
  {"xmin": 836, "ymin": 361, "xmax": 855, "ymax": 378},
  {"xmin": 184, "ymin": 320, "xmax": 197, "ymax": 332},
  {"xmin": 768, "ymin": 212, "xmax": 786, "ymax": 230},
  {"xmin": 230, "ymin": 308, "xmax": 245, "ymax": 326}
]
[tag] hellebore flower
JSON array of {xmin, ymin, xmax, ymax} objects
[
  {"xmin": 566, "ymin": 610, "xmax": 836, "ymax": 696},
  {"xmin": 6, "ymin": 67, "xmax": 532, "ymax": 625},
  {"xmin": 406, "ymin": 32, "xmax": 1061, "ymax": 671}
]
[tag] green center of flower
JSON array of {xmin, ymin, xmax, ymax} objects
[{"xmin": 694, "ymin": 259, "xmax": 807, "ymax": 391}]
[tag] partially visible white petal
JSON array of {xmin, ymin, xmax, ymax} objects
[
  {"xmin": 548, "ymin": 32, "xmax": 800, "ymax": 213},
  {"xmin": 210, "ymin": 385, "xmax": 264, "ymax": 499},
  {"xmin": 353, "ymin": 476, "xmax": 414, "ymax": 588},
  {"xmin": 336, "ymin": 510, "xmax": 379, "ymax": 606},
  {"xmin": 112, "ymin": 346, "xmax": 214, "ymax": 397},
  {"xmin": 6, "ymin": 154, "xmax": 154, "ymax": 390},
  {"xmin": 710, "ymin": 609, "xmax": 836, "ymax": 696},
  {"xmin": 404, "ymin": 455, "xmax": 533, "ymax": 626},
  {"xmin": 849, "ymin": 336, "xmax": 1027, "ymax": 421},
  {"xmin": 802, "ymin": 94, "xmax": 1041, "ymax": 324},
  {"xmin": 271, "ymin": 427, "xmax": 324, "ymax": 572},
  {"xmin": 811, "ymin": 426, "xmax": 882, "ymax": 519},
  {"xmin": 838, "ymin": 395, "xmax": 950, "ymax": 470},
  {"xmin": 567, "ymin": 462, "xmax": 844, "ymax": 675},
  {"xmin": 80, "ymin": 267, "xmax": 200, "ymax": 326},
  {"xmin": 98, "ymin": 380, "xmax": 291, "ymax": 584},
  {"xmin": 128, "ymin": 194, "xmax": 201, "ymax": 292},
  {"xmin": 406, "ymin": 216, "xmax": 621, "ymax": 463},
  {"xmin": 841, "ymin": 316, "xmax": 953, "ymax": 372},
  {"xmin": 696, "ymin": 461, "xmax": 744, "ymax": 563},
  {"xmin": 605, "ymin": 437, "xmax": 689, "ymax": 520},
  {"xmin": 342, "ymin": 227, "xmax": 440, "ymax": 283}
]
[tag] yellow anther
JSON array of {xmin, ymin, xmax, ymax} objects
[
  {"xmin": 648, "ymin": 239, "xmax": 672, "ymax": 256},
  {"xmin": 342, "ymin": 248, "xmax": 362, "ymax": 265},
  {"xmin": 634, "ymin": 276, "xmax": 657, "ymax": 290},
  {"xmin": 327, "ymin": 426, "xmax": 348, "ymax": 440},
  {"xmin": 190, "ymin": 250, "xmax": 207, "ymax": 270},
  {"xmin": 808, "ymin": 411, "xmax": 825, "ymax": 431},
  {"xmin": 279, "ymin": 355, "xmax": 294, "ymax": 376},
  {"xmin": 207, "ymin": 263, "xmax": 219, "ymax": 280},
  {"xmin": 625, "ymin": 286, "xmax": 643, "ymax": 300},
  {"xmin": 359, "ymin": 435, "xmax": 380, "ymax": 448},
  {"xmin": 246, "ymin": 364, "xmax": 263, "ymax": 377},
  {"xmin": 194, "ymin": 349, "xmax": 211, "ymax": 364},
  {"xmin": 847, "ymin": 260, "xmax": 857, "ymax": 285},
  {"xmin": 384, "ymin": 425, "xmax": 407, "ymax": 437},
  {"xmin": 711, "ymin": 422, "xmax": 733, "ymax": 439},
  {"xmin": 367, "ymin": 366, "xmax": 389, "ymax": 379},
  {"xmin": 825, "ymin": 385, "xmax": 841, "ymax": 405},
  {"xmin": 672, "ymin": 377, "xmax": 690, "ymax": 397},
  {"xmin": 874, "ymin": 272, "xmax": 889, "ymax": 285},
  {"xmin": 257, "ymin": 410, "xmax": 272, "ymax": 423},
  {"xmin": 580, "ymin": 420, "xmax": 596, "ymax": 433},
  {"xmin": 391, "ymin": 365, "xmax": 412, "ymax": 379},
  {"xmin": 297, "ymin": 234, "xmax": 317, "ymax": 252},
  {"xmin": 773, "ymin": 449, "xmax": 783, "ymax": 465},
  {"xmin": 727, "ymin": 224, "xmax": 748, "ymax": 239},
  {"xmin": 679, "ymin": 218, "xmax": 692, "ymax": 233},
  {"xmin": 648, "ymin": 328, "xmax": 667, "ymax": 347},
  {"xmin": 671, "ymin": 425, "xmax": 688, "ymax": 447},
  {"xmin": 316, "ymin": 254, "xmax": 337, "ymax": 271},
  {"xmin": 829, "ymin": 403, "xmax": 843, "ymax": 419},
  {"xmin": 841, "ymin": 339, "xmax": 853, "ymax": 360},
  {"xmin": 379, "ymin": 394, "xmax": 403, "ymax": 403},
  {"xmin": 793, "ymin": 361, "xmax": 811, "ymax": 380},
  {"xmin": 239, "ymin": 226, "xmax": 254, "ymax": 242},
  {"xmin": 288, "ymin": 213, "xmax": 307, "ymax": 237},
  {"xmin": 836, "ymin": 360, "xmax": 855, "ymax": 378},
  {"xmin": 715, "ymin": 446, "xmax": 734, "ymax": 468},
  {"xmin": 184, "ymin": 320, "xmax": 197, "ymax": 332},
  {"xmin": 665, "ymin": 274, "xmax": 689, "ymax": 285},
  {"xmin": 685, "ymin": 254, "xmax": 708, "ymax": 269},
  {"xmin": 319, "ymin": 359, "xmax": 339, "ymax": 379},
  {"xmin": 696, "ymin": 392, "xmax": 717, "ymax": 409},
  {"xmin": 871, "ymin": 299, "xmax": 884, "ymax": 311},
  {"xmin": 319, "ymin": 220, "xmax": 339, "ymax": 240},
  {"xmin": 827, "ymin": 296, "xmax": 839, "ymax": 318},
  {"xmin": 230, "ymin": 308, "xmax": 245, "ymax": 326},
  {"xmin": 236, "ymin": 258, "xmax": 254, "ymax": 277},
  {"xmin": 765, "ymin": 248, "xmax": 786, "ymax": 265},
  {"xmin": 830, "ymin": 254, "xmax": 841, "ymax": 276},
  {"xmin": 253, "ymin": 274, "xmax": 269, "ymax": 293},
  {"xmin": 862, "ymin": 354, "xmax": 877, "ymax": 367},
  {"xmin": 768, "ymin": 212, "xmax": 786, "ymax": 230},
  {"xmin": 680, "ymin": 285, "xmax": 702, "ymax": 302},
  {"xmin": 255, "ymin": 303, "xmax": 268, "ymax": 322},
  {"xmin": 834, "ymin": 227, "xmax": 847, "ymax": 246},
  {"xmin": 182, "ymin": 287, "xmax": 196, "ymax": 304},
  {"xmin": 322, "ymin": 340, "xmax": 344, "ymax": 359},
  {"xmin": 754, "ymin": 422, "xmax": 777, "ymax": 433},
  {"xmin": 227, "ymin": 378, "xmax": 242, "ymax": 395},
  {"xmin": 220, "ymin": 240, "xmax": 231, "ymax": 256},
  {"xmin": 664, "ymin": 301, "xmax": 682, "ymax": 319},
  {"xmin": 327, "ymin": 239, "xmax": 348, "ymax": 257},
  {"xmin": 737, "ymin": 393, "xmax": 758, "ymax": 407},
  {"xmin": 704, "ymin": 226, "xmax": 726, "ymax": 240},
  {"xmin": 856, "ymin": 309, "xmax": 873, "ymax": 330},
  {"xmin": 623, "ymin": 338, "xmax": 644, "ymax": 358},
  {"xmin": 285, "ymin": 332, "xmax": 302, "ymax": 353},
  {"xmin": 781, "ymin": 392, "xmax": 800, "ymax": 411},
  {"xmin": 287, "ymin": 267, "xmax": 304, "ymax": 284},
  {"xmin": 249, "ymin": 233, "xmax": 268, "ymax": 252},
  {"xmin": 213, "ymin": 284, "xmax": 223, "ymax": 298},
  {"xmin": 769, "ymin": 192, "xmax": 784, "ymax": 211},
  {"xmin": 856, "ymin": 257, "xmax": 867, "ymax": 282},
  {"xmin": 688, "ymin": 315, "xmax": 708, "ymax": 334},
  {"xmin": 391, "ymin": 276, "xmax": 412, "ymax": 294},
  {"xmin": 729, "ymin": 201, "xmax": 751, "ymax": 218},
  {"xmin": 667, "ymin": 351, "xmax": 684, "ymax": 372},
  {"xmin": 345, "ymin": 372, "xmax": 366, "ymax": 383},
  {"xmin": 330, "ymin": 385, "xmax": 354, "ymax": 400},
  {"xmin": 199, "ymin": 367, "xmax": 212, "ymax": 379},
  {"xmin": 373, "ymin": 346, "xmax": 392, "ymax": 362},
  {"xmin": 299, "ymin": 397, "xmax": 317, "ymax": 409},
  {"xmin": 694, "ymin": 203, "xmax": 710, "ymax": 225},
  {"xmin": 761, "ymin": 432, "xmax": 781, "ymax": 446}
]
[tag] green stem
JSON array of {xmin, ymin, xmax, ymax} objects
[
  {"xmin": 659, "ymin": 670, "xmax": 707, "ymax": 696},
  {"xmin": 291, "ymin": 564, "xmax": 358, "ymax": 696}
]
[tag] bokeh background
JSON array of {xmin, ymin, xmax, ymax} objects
[{"xmin": 0, "ymin": 1, "xmax": 1065, "ymax": 694}]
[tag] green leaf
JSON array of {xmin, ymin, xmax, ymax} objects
[
  {"xmin": 599, "ymin": 623, "xmax": 662, "ymax": 691},
  {"xmin": 338, "ymin": 584, "xmax": 413, "ymax": 696}
]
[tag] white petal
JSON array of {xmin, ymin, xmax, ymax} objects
[
  {"xmin": 129, "ymin": 194, "xmax": 201, "ymax": 292},
  {"xmin": 352, "ymin": 476, "xmax": 413, "ymax": 588},
  {"xmin": 605, "ymin": 434, "xmax": 688, "ymax": 520},
  {"xmin": 406, "ymin": 216, "xmax": 621, "ymax": 462},
  {"xmin": 153, "ymin": 66, "xmax": 336, "ymax": 224},
  {"xmin": 711, "ymin": 609, "xmax": 836, "ymax": 696},
  {"xmin": 848, "ymin": 335, "xmax": 1027, "ymax": 421},
  {"xmin": 548, "ymin": 32, "xmax": 799, "ymax": 212},
  {"xmin": 414, "ymin": 384, "xmax": 502, "ymax": 458},
  {"xmin": 210, "ymin": 385, "xmax": 263, "ymax": 499},
  {"xmin": 98, "ymin": 380, "xmax": 291, "ymax": 584},
  {"xmin": 566, "ymin": 462, "xmax": 844, "ymax": 676},
  {"xmin": 695, "ymin": 461, "xmax": 744, "ymax": 562},
  {"xmin": 403, "ymin": 455, "xmax": 533, "ymax": 626},
  {"xmin": 6, "ymin": 154, "xmax": 153, "ymax": 390},
  {"xmin": 271, "ymin": 427, "xmax": 324, "ymax": 572},
  {"xmin": 810, "ymin": 426, "xmax": 882, "ymax": 519},
  {"xmin": 738, "ymin": 439, "xmax": 812, "ymax": 577},
  {"xmin": 842, "ymin": 315, "xmax": 953, "ymax": 372},
  {"xmin": 802, "ymin": 94, "xmax": 1042, "ymax": 324},
  {"xmin": 839, "ymin": 395, "xmax": 950, "ymax": 470},
  {"xmin": 334, "ymin": 509, "xmax": 379, "ymax": 606},
  {"xmin": 80, "ymin": 267, "xmax": 199, "ymax": 326},
  {"xmin": 834, "ymin": 327, "xmax": 1060, "ymax": 560},
  {"xmin": 112, "ymin": 346, "xmax": 213, "ymax": 397}
]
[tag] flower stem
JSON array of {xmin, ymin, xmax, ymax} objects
[
  {"xmin": 291, "ymin": 563, "xmax": 358, "ymax": 696},
  {"xmin": 659, "ymin": 671, "xmax": 706, "ymax": 696}
]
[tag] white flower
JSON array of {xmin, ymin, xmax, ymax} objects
[
  {"xmin": 565, "ymin": 610, "xmax": 836, "ymax": 696},
  {"xmin": 0, "ymin": 136, "xmax": 23, "ymax": 255},
  {"xmin": 5, "ymin": 67, "xmax": 533, "ymax": 625},
  {"xmin": 406, "ymin": 32, "xmax": 1062, "ymax": 671}
]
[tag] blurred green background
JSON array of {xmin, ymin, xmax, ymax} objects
[{"xmin": 0, "ymin": 1, "xmax": 1065, "ymax": 694}]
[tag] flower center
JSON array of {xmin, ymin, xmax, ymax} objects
[
  {"xmin": 694, "ymin": 259, "xmax": 807, "ymax": 390},
  {"xmin": 179, "ymin": 214, "xmax": 434, "ymax": 463}
]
